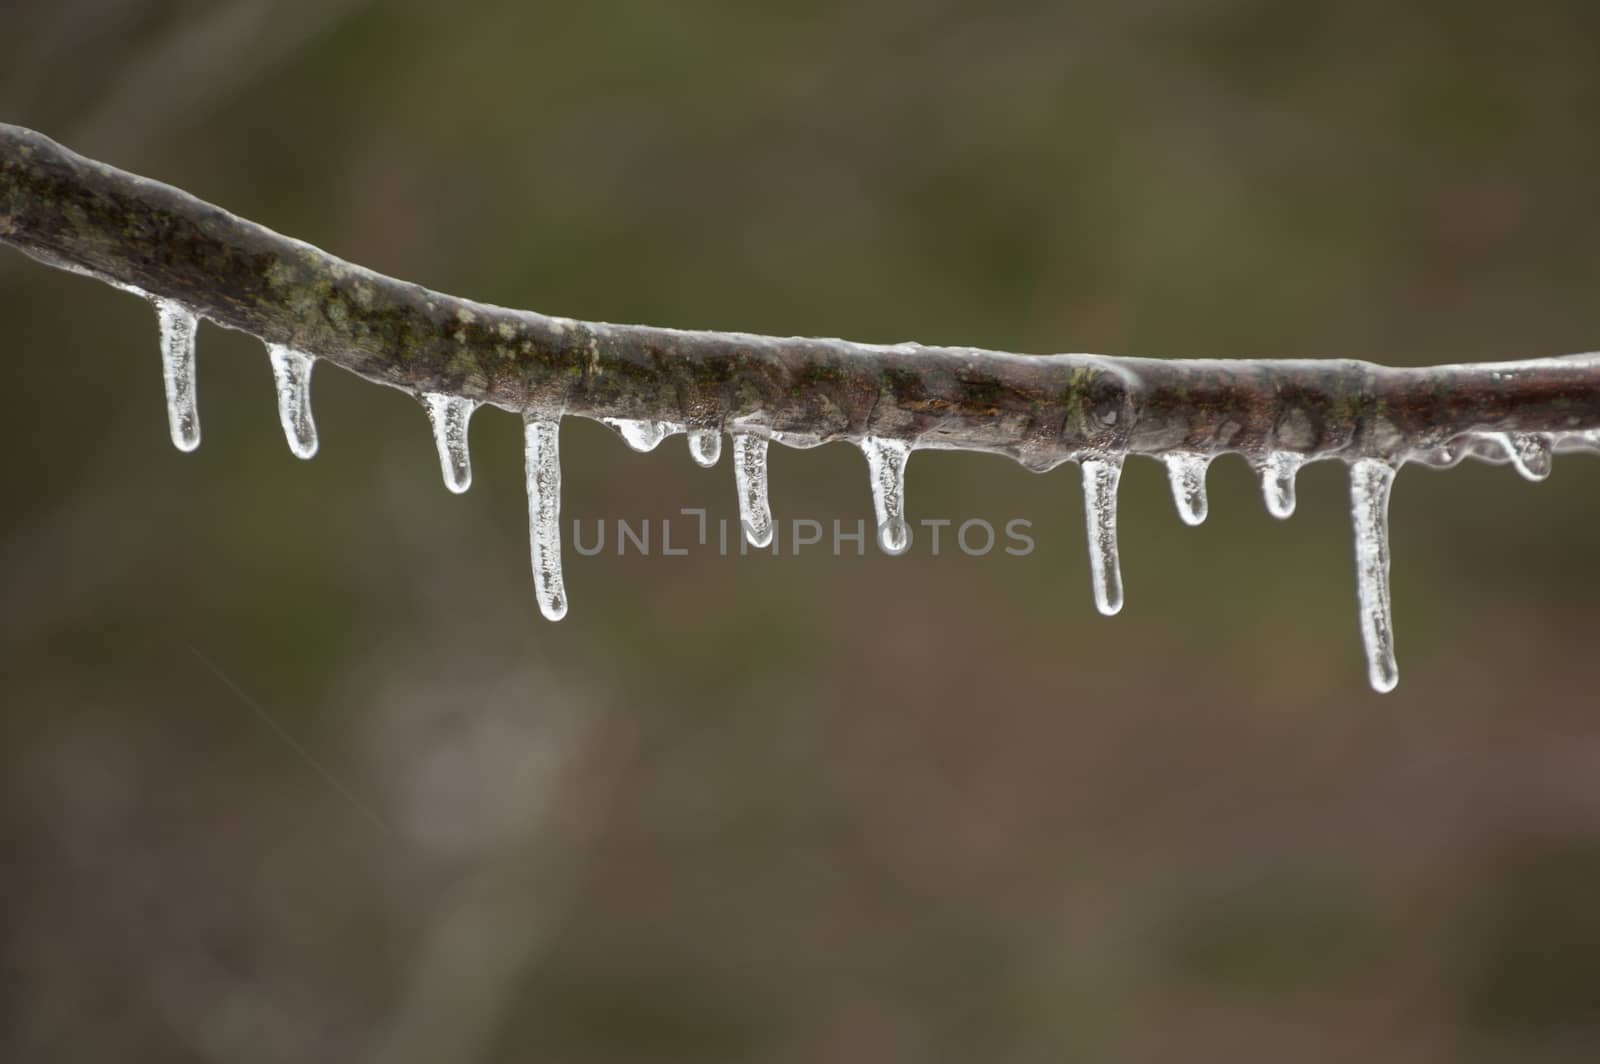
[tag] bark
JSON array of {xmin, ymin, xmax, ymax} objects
[{"xmin": 3, "ymin": 122, "xmax": 1597, "ymax": 468}]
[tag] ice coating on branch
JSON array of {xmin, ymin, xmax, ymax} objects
[
  {"xmin": 1556, "ymin": 428, "xmax": 1600, "ymax": 454},
  {"xmin": 523, "ymin": 415, "xmax": 567, "ymax": 621},
  {"xmin": 1260, "ymin": 451, "xmax": 1303, "ymax": 519},
  {"xmin": 155, "ymin": 299, "xmax": 200, "ymax": 451},
  {"xmin": 267, "ymin": 344, "xmax": 318, "ymax": 459},
  {"xmin": 604, "ymin": 418, "xmax": 673, "ymax": 453},
  {"xmin": 1081, "ymin": 457, "xmax": 1124, "ymax": 616},
  {"xmin": 771, "ymin": 431, "xmax": 825, "ymax": 449},
  {"xmin": 732, "ymin": 433, "xmax": 773, "ymax": 547},
  {"xmin": 1163, "ymin": 453, "xmax": 1210, "ymax": 526},
  {"xmin": 862, "ymin": 437, "xmax": 911, "ymax": 555},
  {"xmin": 1351, "ymin": 459, "xmax": 1398, "ymax": 693},
  {"xmin": 688, "ymin": 430, "xmax": 722, "ymax": 468},
  {"xmin": 421, "ymin": 394, "xmax": 476, "ymax": 493}
]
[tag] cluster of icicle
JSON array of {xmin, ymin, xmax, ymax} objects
[{"xmin": 148, "ymin": 296, "xmax": 1599, "ymax": 693}]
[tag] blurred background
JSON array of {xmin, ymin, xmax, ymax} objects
[{"xmin": 5, "ymin": 1, "xmax": 1600, "ymax": 1060}]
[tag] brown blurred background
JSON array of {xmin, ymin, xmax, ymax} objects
[{"xmin": 5, "ymin": 1, "xmax": 1600, "ymax": 1061}]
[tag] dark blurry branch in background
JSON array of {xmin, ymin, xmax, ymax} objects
[{"xmin": 3, "ymin": 121, "xmax": 1598, "ymax": 469}]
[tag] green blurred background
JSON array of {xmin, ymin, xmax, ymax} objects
[{"xmin": 5, "ymin": 2, "xmax": 1600, "ymax": 1060}]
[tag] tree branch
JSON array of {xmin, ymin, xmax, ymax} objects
[{"xmin": 4, "ymin": 122, "xmax": 1598, "ymax": 471}]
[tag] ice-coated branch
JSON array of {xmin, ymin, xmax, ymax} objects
[
  {"xmin": 4, "ymin": 122, "xmax": 1598, "ymax": 469},
  {"xmin": 4, "ymin": 123, "xmax": 1600, "ymax": 692}
]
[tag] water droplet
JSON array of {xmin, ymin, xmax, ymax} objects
[
  {"xmin": 421, "ymin": 394, "xmax": 476, "ymax": 493},
  {"xmin": 862, "ymin": 437, "xmax": 911, "ymax": 554},
  {"xmin": 1260, "ymin": 451, "xmax": 1304, "ymax": 519},
  {"xmin": 1081, "ymin": 457, "xmax": 1124, "ymax": 616},
  {"xmin": 523, "ymin": 415, "xmax": 567, "ymax": 621},
  {"xmin": 688, "ymin": 430, "xmax": 722, "ymax": 468},
  {"xmin": 1163, "ymin": 453, "xmax": 1210, "ymax": 526},
  {"xmin": 1350, "ymin": 459, "xmax": 1398, "ymax": 693},
  {"xmin": 267, "ymin": 344, "xmax": 317, "ymax": 459},
  {"xmin": 732, "ymin": 433, "xmax": 772, "ymax": 548},
  {"xmin": 155, "ymin": 299, "xmax": 200, "ymax": 451}
]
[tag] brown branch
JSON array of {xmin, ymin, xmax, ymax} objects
[{"xmin": 2, "ymin": 121, "xmax": 1598, "ymax": 469}]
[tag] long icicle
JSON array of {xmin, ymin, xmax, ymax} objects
[
  {"xmin": 155, "ymin": 298, "xmax": 200, "ymax": 451},
  {"xmin": 732, "ymin": 433, "xmax": 773, "ymax": 548},
  {"xmin": 267, "ymin": 344, "xmax": 318, "ymax": 459},
  {"xmin": 1081, "ymin": 457, "xmax": 1124, "ymax": 616},
  {"xmin": 1163, "ymin": 453, "xmax": 1210, "ymax": 526},
  {"xmin": 1351, "ymin": 458, "xmax": 1399, "ymax": 693},
  {"xmin": 688, "ymin": 430, "xmax": 722, "ymax": 468},
  {"xmin": 1260, "ymin": 451, "xmax": 1303, "ymax": 519},
  {"xmin": 862, "ymin": 437, "xmax": 911, "ymax": 554},
  {"xmin": 523, "ymin": 415, "xmax": 568, "ymax": 621},
  {"xmin": 422, "ymin": 393, "xmax": 476, "ymax": 493}
]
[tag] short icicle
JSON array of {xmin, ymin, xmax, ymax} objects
[
  {"xmin": 1506, "ymin": 432, "xmax": 1553, "ymax": 481},
  {"xmin": 421, "ymin": 393, "xmax": 476, "ymax": 493},
  {"xmin": 1081, "ymin": 456, "xmax": 1125, "ymax": 616},
  {"xmin": 155, "ymin": 298, "xmax": 200, "ymax": 451},
  {"xmin": 267, "ymin": 344, "xmax": 318, "ymax": 459},
  {"xmin": 732, "ymin": 433, "xmax": 773, "ymax": 548},
  {"xmin": 523, "ymin": 415, "xmax": 568, "ymax": 621},
  {"xmin": 1163, "ymin": 453, "xmax": 1210, "ymax": 526},
  {"xmin": 1478, "ymin": 431, "xmax": 1553, "ymax": 481},
  {"xmin": 1260, "ymin": 451, "xmax": 1304, "ymax": 519},
  {"xmin": 604, "ymin": 418, "xmax": 670, "ymax": 453},
  {"xmin": 862, "ymin": 437, "xmax": 912, "ymax": 554},
  {"xmin": 1350, "ymin": 459, "xmax": 1399, "ymax": 693},
  {"xmin": 688, "ymin": 430, "xmax": 722, "ymax": 468}
]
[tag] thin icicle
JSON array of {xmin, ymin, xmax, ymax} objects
[
  {"xmin": 155, "ymin": 299, "xmax": 200, "ymax": 451},
  {"xmin": 267, "ymin": 344, "xmax": 318, "ymax": 459},
  {"xmin": 604, "ymin": 418, "xmax": 671, "ymax": 452},
  {"xmin": 421, "ymin": 394, "xmax": 476, "ymax": 493},
  {"xmin": 523, "ymin": 415, "xmax": 567, "ymax": 621},
  {"xmin": 1350, "ymin": 459, "xmax": 1399, "ymax": 693},
  {"xmin": 862, "ymin": 437, "xmax": 911, "ymax": 555},
  {"xmin": 732, "ymin": 433, "xmax": 773, "ymax": 548},
  {"xmin": 1260, "ymin": 451, "xmax": 1304, "ymax": 519},
  {"xmin": 1163, "ymin": 453, "xmax": 1210, "ymax": 526},
  {"xmin": 1081, "ymin": 457, "xmax": 1124, "ymax": 616},
  {"xmin": 688, "ymin": 430, "xmax": 722, "ymax": 468}
]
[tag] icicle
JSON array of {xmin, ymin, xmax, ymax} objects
[
  {"xmin": 1505, "ymin": 432, "xmax": 1553, "ymax": 481},
  {"xmin": 1081, "ymin": 457, "xmax": 1124, "ymax": 616},
  {"xmin": 732, "ymin": 433, "xmax": 773, "ymax": 548},
  {"xmin": 523, "ymin": 415, "xmax": 568, "ymax": 621},
  {"xmin": 1350, "ymin": 459, "xmax": 1398, "ymax": 693},
  {"xmin": 1260, "ymin": 451, "xmax": 1304, "ymax": 519},
  {"xmin": 1476, "ymin": 431, "xmax": 1551, "ymax": 480},
  {"xmin": 267, "ymin": 344, "xmax": 318, "ymax": 459},
  {"xmin": 1163, "ymin": 453, "xmax": 1210, "ymax": 526},
  {"xmin": 603, "ymin": 418, "xmax": 671, "ymax": 453},
  {"xmin": 688, "ymin": 430, "xmax": 722, "ymax": 468},
  {"xmin": 421, "ymin": 394, "xmax": 476, "ymax": 493},
  {"xmin": 862, "ymin": 437, "xmax": 911, "ymax": 555},
  {"xmin": 155, "ymin": 299, "xmax": 200, "ymax": 451}
]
